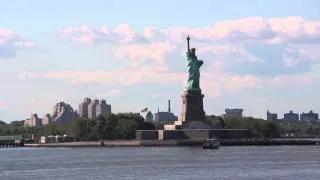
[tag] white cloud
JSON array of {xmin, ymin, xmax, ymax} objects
[
  {"xmin": 157, "ymin": 16, "xmax": 320, "ymax": 44},
  {"xmin": 56, "ymin": 16, "xmax": 320, "ymax": 46},
  {"xmin": 197, "ymin": 44, "xmax": 264, "ymax": 64},
  {"xmin": 18, "ymin": 63, "xmax": 316, "ymax": 97},
  {"xmin": 143, "ymin": 27, "xmax": 166, "ymax": 41},
  {"xmin": 282, "ymin": 44, "xmax": 320, "ymax": 67},
  {"xmin": 112, "ymin": 41, "xmax": 176, "ymax": 65},
  {"xmin": 17, "ymin": 71, "xmax": 42, "ymax": 80},
  {"xmin": 56, "ymin": 16, "xmax": 320, "ymax": 70},
  {"xmin": 97, "ymin": 89, "xmax": 124, "ymax": 97},
  {"xmin": 57, "ymin": 24, "xmax": 146, "ymax": 44},
  {"xmin": 0, "ymin": 28, "xmax": 34, "ymax": 58},
  {"xmin": 267, "ymin": 74, "xmax": 313, "ymax": 87},
  {"xmin": 18, "ymin": 64, "xmax": 264, "ymax": 98},
  {"xmin": 201, "ymin": 71, "xmax": 262, "ymax": 97},
  {"xmin": 10, "ymin": 16, "xmax": 319, "ymax": 113},
  {"xmin": 17, "ymin": 65, "xmax": 184, "ymax": 86}
]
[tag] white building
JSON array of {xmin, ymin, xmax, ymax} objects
[
  {"xmin": 79, "ymin": 97, "xmax": 92, "ymax": 118},
  {"xmin": 88, "ymin": 99, "xmax": 99, "ymax": 119},
  {"xmin": 24, "ymin": 114, "xmax": 42, "ymax": 127},
  {"xmin": 86, "ymin": 98, "xmax": 112, "ymax": 119},
  {"xmin": 24, "ymin": 119, "xmax": 31, "ymax": 127},
  {"xmin": 42, "ymin": 114, "xmax": 52, "ymax": 125}
]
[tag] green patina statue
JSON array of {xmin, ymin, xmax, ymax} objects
[{"xmin": 184, "ymin": 35, "xmax": 203, "ymax": 91}]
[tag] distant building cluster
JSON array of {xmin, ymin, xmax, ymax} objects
[
  {"xmin": 222, "ymin": 108, "xmax": 244, "ymax": 118},
  {"xmin": 24, "ymin": 97, "xmax": 112, "ymax": 127},
  {"xmin": 24, "ymin": 102, "xmax": 77, "ymax": 127},
  {"xmin": 52, "ymin": 102, "xmax": 78, "ymax": 124},
  {"xmin": 140, "ymin": 100, "xmax": 177, "ymax": 123},
  {"xmin": 79, "ymin": 98, "xmax": 111, "ymax": 119},
  {"xmin": 267, "ymin": 110, "xmax": 319, "ymax": 123},
  {"xmin": 23, "ymin": 93, "xmax": 320, "ymax": 129},
  {"xmin": 24, "ymin": 114, "xmax": 42, "ymax": 127}
]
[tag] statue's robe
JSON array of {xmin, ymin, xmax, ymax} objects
[{"xmin": 185, "ymin": 52, "xmax": 203, "ymax": 91}]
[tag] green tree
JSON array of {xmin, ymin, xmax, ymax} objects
[
  {"xmin": 138, "ymin": 122, "xmax": 156, "ymax": 130},
  {"xmin": 263, "ymin": 122, "xmax": 281, "ymax": 138},
  {"xmin": 103, "ymin": 114, "xmax": 117, "ymax": 140},
  {"xmin": 115, "ymin": 118, "xmax": 137, "ymax": 139},
  {"xmin": 68, "ymin": 118, "xmax": 90, "ymax": 140},
  {"xmin": 0, "ymin": 120, "xmax": 7, "ymax": 126},
  {"xmin": 96, "ymin": 115, "xmax": 106, "ymax": 140}
]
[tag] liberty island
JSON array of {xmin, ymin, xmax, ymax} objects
[{"xmin": 136, "ymin": 36, "xmax": 248, "ymax": 140}]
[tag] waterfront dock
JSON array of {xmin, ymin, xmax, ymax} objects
[
  {"xmin": 24, "ymin": 138, "xmax": 320, "ymax": 148},
  {"xmin": 0, "ymin": 136, "xmax": 24, "ymax": 148},
  {"xmin": 177, "ymin": 138, "xmax": 320, "ymax": 146},
  {"xmin": 220, "ymin": 138, "xmax": 320, "ymax": 146},
  {"xmin": 0, "ymin": 142, "xmax": 24, "ymax": 148}
]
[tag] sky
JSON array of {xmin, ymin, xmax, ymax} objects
[{"xmin": 0, "ymin": 0, "xmax": 320, "ymax": 122}]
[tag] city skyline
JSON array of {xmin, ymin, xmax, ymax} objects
[
  {"xmin": 1, "ymin": 0, "xmax": 320, "ymax": 122},
  {"xmin": 14, "ymin": 95, "xmax": 320, "ymax": 123}
]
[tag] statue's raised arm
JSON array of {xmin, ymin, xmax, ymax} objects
[{"xmin": 187, "ymin": 35, "xmax": 190, "ymax": 53}]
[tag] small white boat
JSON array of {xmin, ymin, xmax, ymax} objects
[{"xmin": 202, "ymin": 139, "xmax": 220, "ymax": 149}]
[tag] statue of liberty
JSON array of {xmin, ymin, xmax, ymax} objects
[{"xmin": 184, "ymin": 35, "xmax": 203, "ymax": 91}]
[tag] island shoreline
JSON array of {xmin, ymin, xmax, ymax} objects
[{"xmin": 23, "ymin": 138, "xmax": 320, "ymax": 148}]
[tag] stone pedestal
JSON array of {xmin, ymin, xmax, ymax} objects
[{"xmin": 179, "ymin": 90, "xmax": 205, "ymax": 122}]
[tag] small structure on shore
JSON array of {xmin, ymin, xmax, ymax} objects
[{"xmin": 0, "ymin": 135, "xmax": 24, "ymax": 148}]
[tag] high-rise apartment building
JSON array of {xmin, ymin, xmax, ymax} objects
[
  {"xmin": 96, "ymin": 99, "xmax": 111, "ymax": 117},
  {"xmin": 42, "ymin": 114, "xmax": 52, "ymax": 125},
  {"xmin": 88, "ymin": 99, "xmax": 100, "ymax": 119},
  {"xmin": 84, "ymin": 98, "xmax": 112, "ymax": 119},
  {"xmin": 283, "ymin": 110, "xmax": 299, "ymax": 123},
  {"xmin": 79, "ymin": 97, "xmax": 92, "ymax": 118},
  {"xmin": 24, "ymin": 114, "xmax": 42, "ymax": 127},
  {"xmin": 300, "ymin": 111, "xmax": 318, "ymax": 122},
  {"xmin": 225, "ymin": 108, "xmax": 243, "ymax": 118},
  {"xmin": 52, "ymin": 102, "xmax": 78, "ymax": 123},
  {"xmin": 267, "ymin": 111, "xmax": 278, "ymax": 121}
]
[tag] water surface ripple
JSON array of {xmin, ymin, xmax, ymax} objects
[{"xmin": 1, "ymin": 146, "xmax": 320, "ymax": 180}]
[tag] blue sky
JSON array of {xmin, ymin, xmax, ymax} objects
[{"xmin": 0, "ymin": 0, "xmax": 320, "ymax": 122}]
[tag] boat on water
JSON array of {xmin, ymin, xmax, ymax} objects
[{"xmin": 202, "ymin": 139, "xmax": 220, "ymax": 149}]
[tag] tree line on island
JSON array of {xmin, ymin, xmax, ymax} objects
[
  {"xmin": 1, "ymin": 113, "xmax": 320, "ymax": 140},
  {"xmin": 0, "ymin": 113, "xmax": 155, "ymax": 141}
]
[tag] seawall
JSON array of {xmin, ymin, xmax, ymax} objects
[
  {"xmin": 0, "ymin": 141, "xmax": 24, "ymax": 148},
  {"xmin": 24, "ymin": 138, "xmax": 320, "ymax": 148},
  {"xmin": 25, "ymin": 140, "xmax": 142, "ymax": 148}
]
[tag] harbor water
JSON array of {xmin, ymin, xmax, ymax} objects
[{"xmin": 1, "ymin": 146, "xmax": 320, "ymax": 180}]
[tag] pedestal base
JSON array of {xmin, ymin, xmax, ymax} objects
[{"xmin": 179, "ymin": 90, "xmax": 205, "ymax": 122}]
